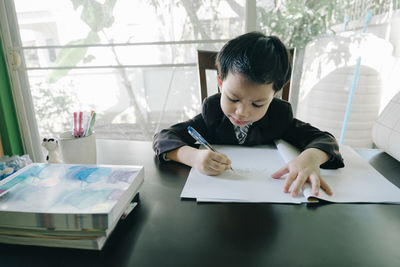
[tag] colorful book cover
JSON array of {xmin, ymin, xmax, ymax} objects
[{"xmin": 0, "ymin": 163, "xmax": 144, "ymax": 230}]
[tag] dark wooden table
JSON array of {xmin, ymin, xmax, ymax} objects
[{"xmin": 1, "ymin": 140, "xmax": 399, "ymax": 267}]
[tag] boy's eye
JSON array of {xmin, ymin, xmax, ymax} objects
[
  {"xmin": 227, "ymin": 96, "xmax": 239, "ymax": 103},
  {"xmin": 252, "ymin": 103, "xmax": 264, "ymax": 108}
]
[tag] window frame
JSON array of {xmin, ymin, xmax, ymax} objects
[{"xmin": 0, "ymin": 0, "xmax": 42, "ymax": 161}]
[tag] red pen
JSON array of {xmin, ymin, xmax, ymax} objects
[
  {"xmin": 78, "ymin": 111, "xmax": 83, "ymax": 137},
  {"xmin": 73, "ymin": 112, "xmax": 77, "ymax": 137}
]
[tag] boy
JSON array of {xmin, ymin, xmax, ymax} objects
[{"xmin": 153, "ymin": 32, "xmax": 344, "ymax": 197}]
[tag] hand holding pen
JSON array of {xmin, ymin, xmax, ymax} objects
[{"xmin": 187, "ymin": 126, "xmax": 233, "ymax": 172}]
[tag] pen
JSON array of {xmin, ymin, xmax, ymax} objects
[
  {"xmin": 78, "ymin": 111, "xmax": 83, "ymax": 137},
  {"xmin": 85, "ymin": 112, "xmax": 96, "ymax": 136},
  {"xmin": 73, "ymin": 112, "xmax": 77, "ymax": 137},
  {"xmin": 83, "ymin": 113, "xmax": 91, "ymax": 136},
  {"xmin": 187, "ymin": 126, "xmax": 233, "ymax": 171}
]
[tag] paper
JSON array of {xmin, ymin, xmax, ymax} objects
[
  {"xmin": 181, "ymin": 145, "xmax": 303, "ymax": 203},
  {"xmin": 181, "ymin": 141, "xmax": 400, "ymax": 204}
]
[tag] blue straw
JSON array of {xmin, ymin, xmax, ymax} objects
[
  {"xmin": 363, "ymin": 10, "xmax": 372, "ymax": 33},
  {"xmin": 339, "ymin": 57, "xmax": 361, "ymax": 144},
  {"xmin": 339, "ymin": 10, "xmax": 372, "ymax": 144}
]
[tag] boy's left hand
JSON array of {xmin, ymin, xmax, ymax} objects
[{"xmin": 271, "ymin": 148, "xmax": 332, "ymax": 197}]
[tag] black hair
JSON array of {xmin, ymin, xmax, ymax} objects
[{"xmin": 216, "ymin": 32, "xmax": 291, "ymax": 92}]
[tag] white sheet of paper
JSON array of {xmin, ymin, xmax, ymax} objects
[
  {"xmin": 305, "ymin": 145, "xmax": 400, "ymax": 203},
  {"xmin": 180, "ymin": 142, "xmax": 400, "ymax": 204},
  {"xmin": 277, "ymin": 140, "xmax": 400, "ymax": 203},
  {"xmin": 181, "ymin": 145, "xmax": 304, "ymax": 203}
]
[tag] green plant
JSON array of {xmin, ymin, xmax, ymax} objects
[
  {"xmin": 31, "ymin": 81, "xmax": 82, "ymax": 137},
  {"xmin": 46, "ymin": 0, "xmax": 155, "ymax": 138},
  {"xmin": 258, "ymin": 0, "xmax": 395, "ymax": 49},
  {"xmin": 258, "ymin": 0, "xmax": 348, "ymax": 49},
  {"xmin": 48, "ymin": 0, "xmax": 116, "ymax": 83}
]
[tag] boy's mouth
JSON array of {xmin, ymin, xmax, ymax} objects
[{"xmin": 230, "ymin": 116, "xmax": 250, "ymax": 126}]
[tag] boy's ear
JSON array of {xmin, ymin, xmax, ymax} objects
[{"xmin": 217, "ymin": 75, "xmax": 222, "ymax": 91}]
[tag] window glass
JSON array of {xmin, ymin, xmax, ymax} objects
[{"xmin": 13, "ymin": 0, "xmax": 246, "ymax": 140}]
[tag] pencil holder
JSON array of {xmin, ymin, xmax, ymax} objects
[{"xmin": 58, "ymin": 131, "xmax": 97, "ymax": 164}]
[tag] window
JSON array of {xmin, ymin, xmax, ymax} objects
[
  {"xmin": 1, "ymin": 0, "xmax": 249, "ymax": 161},
  {"xmin": 4, "ymin": 0, "xmax": 394, "ymax": 160}
]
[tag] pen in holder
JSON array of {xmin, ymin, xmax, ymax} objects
[{"xmin": 58, "ymin": 131, "xmax": 97, "ymax": 164}]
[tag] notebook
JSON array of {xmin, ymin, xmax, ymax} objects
[{"xmin": 0, "ymin": 163, "xmax": 144, "ymax": 231}]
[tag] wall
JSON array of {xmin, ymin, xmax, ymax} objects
[
  {"xmin": 332, "ymin": 10, "xmax": 400, "ymax": 109},
  {"xmin": 292, "ymin": 10, "xmax": 400, "ymax": 148}
]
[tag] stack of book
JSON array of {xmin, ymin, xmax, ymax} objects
[{"xmin": 0, "ymin": 163, "xmax": 144, "ymax": 250}]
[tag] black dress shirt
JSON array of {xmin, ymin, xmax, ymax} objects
[{"xmin": 153, "ymin": 93, "xmax": 344, "ymax": 169}]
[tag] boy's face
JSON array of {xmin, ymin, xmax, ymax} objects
[{"xmin": 218, "ymin": 72, "xmax": 275, "ymax": 127}]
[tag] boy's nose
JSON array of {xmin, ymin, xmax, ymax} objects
[{"xmin": 235, "ymin": 103, "xmax": 249, "ymax": 117}]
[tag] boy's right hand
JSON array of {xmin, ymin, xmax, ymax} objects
[
  {"xmin": 166, "ymin": 146, "xmax": 231, "ymax": 176},
  {"xmin": 193, "ymin": 150, "xmax": 232, "ymax": 176}
]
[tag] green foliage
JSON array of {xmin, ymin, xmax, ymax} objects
[
  {"xmin": 47, "ymin": 0, "xmax": 116, "ymax": 83},
  {"xmin": 31, "ymin": 82, "xmax": 83, "ymax": 137},
  {"xmin": 47, "ymin": 31, "xmax": 99, "ymax": 83},
  {"xmin": 73, "ymin": 0, "xmax": 117, "ymax": 31},
  {"xmin": 258, "ymin": 0, "xmax": 347, "ymax": 49}
]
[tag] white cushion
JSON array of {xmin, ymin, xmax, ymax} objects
[{"xmin": 372, "ymin": 91, "xmax": 400, "ymax": 161}]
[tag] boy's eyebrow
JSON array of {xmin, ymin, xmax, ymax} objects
[
  {"xmin": 253, "ymin": 98, "xmax": 270, "ymax": 103},
  {"xmin": 228, "ymin": 91, "xmax": 270, "ymax": 102}
]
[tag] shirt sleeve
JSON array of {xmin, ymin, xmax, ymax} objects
[
  {"xmin": 280, "ymin": 103, "xmax": 344, "ymax": 169},
  {"xmin": 152, "ymin": 98, "xmax": 210, "ymax": 162}
]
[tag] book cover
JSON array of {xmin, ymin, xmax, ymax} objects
[{"xmin": 0, "ymin": 163, "xmax": 144, "ymax": 230}]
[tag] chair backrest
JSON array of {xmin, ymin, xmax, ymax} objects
[
  {"xmin": 197, "ymin": 50, "xmax": 218, "ymax": 102},
  {"xmin": 197, "ymin": 48, "xmax": 295, "ymax": 102}
]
